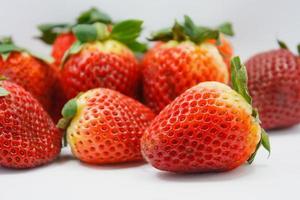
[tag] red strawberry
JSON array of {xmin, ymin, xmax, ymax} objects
[
  {"xmin": 51, "ymin": 32, "xmax": 76, "ymax": 66},
  {"xmin": 37, "ymin": 7, "xmax": 112, "ymax": 66},
  {"xmin": 60, "ymin": 20, "xmax": 146, "ymax": 100},
  {"xmin": 245, "ymin": 41, "xmax": 300, "ymax": 129},
  {"xmin": 142, "ymin": 16, "xmax": 233, "ymax": 113},
  {"xmin": 0, "ymin": 38, "xmax": 57, "ymax": 117},
  {"xmin": 0, "ymin": 78, "xmax": 61, "ymax": 169},
  {"xmin": 58, "ymin": 88, "xmax": 155, "ymax": 164},
  {"xmin": 141, "ymin": 57, "xmax": 270, "ymax": 173}
]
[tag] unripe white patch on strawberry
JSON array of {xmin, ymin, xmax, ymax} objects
[{"xmin": 81, "ymin": 40, "xmax": 133, "ymax": 56}]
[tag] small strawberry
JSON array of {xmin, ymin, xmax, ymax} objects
[
  {"xmin": 142, "ymin": 16, "xmax": 233, "ymax": 113},
  {"xmin": 37, "ymin": 7, "xmax": 112, "ymax": 66},
  {"xmin": 245, "ymin": 41, "xmax": 300, "ymax": 129},
  {"xmin": 141, "ymin": 57, "xmax": 270, "ymax": 173},
  {"xmin": 0, "ymin": 37, "xmax": 56, "ymax": 116},
  {"xmin": 58, "ymin": 88, "xmax": 155, "ymax": 164},
  {"xmin": 60, "ymin": 20, "xmax": 146, "ymax": 100},
  {"xmin": 0, "ymin": 78, "xmax": 61, "ymax": 169}
]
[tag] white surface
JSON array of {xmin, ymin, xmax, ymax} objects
[{"xmin": 1, "ymin": 0, "xmax": 300, "ymax": 199}]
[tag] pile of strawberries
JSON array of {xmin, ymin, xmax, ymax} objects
[{"xmin": 1, "ymin": 7, "xmax": 299, "ymax": 173}]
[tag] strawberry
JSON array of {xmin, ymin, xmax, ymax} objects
[
  {"xmin": 0, "ymin": 37, "xmax": 57, "ymax": 117},
  {"xmin": 37, "ymin": 7, "xmax": 112, "ymax": 66},
  {"xmin": 142, "ymin": 16, "xmax": 233, "ymax": 113},
  {"xmin": 58, "ymin": 88, "xmax": 155, "ymax": 164},
  {"xmin": 141, "ymin": 57, "xmax": 270, "ymax": 173},
  {"xmin": 245, "ymin": 41, "xmax": 300, "ymax": 129},
  {"xmin": 60, "ymin": 20, "xmax": 146, "ymax": 100},
  {"xmin": 51, "ymin": 33, "xmax": 76, "ymax": 66},
  {"xmin": 0, "ymin": 78, "xmax": 61, "ymax": 169}
]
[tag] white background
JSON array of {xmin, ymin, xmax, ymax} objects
[{"xmin": 1, "ymin": 0, "xmax": 300, "ymax": 199}]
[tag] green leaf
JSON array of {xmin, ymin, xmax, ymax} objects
[
  {"xmin": 183, "ymin": 15, "xmax": 198, "ymax": 41},
  {"xmin": 218, "ymin": 22, "xmax": 234, "ymax": 36},
  {"xmin": 172, "ymin": 20, "xmax": 187, "ymax": 41},
  {"xmin": 77, "ymin": 7, "xmax": 112, "ymax": 24},
  {"xmin": 297, "ymin": 44, "xmax": 300, "ymax": 55},
  {"xmin": 231, "ymin": 56, "xmax": 271, "ymax": 164},
  {"xmin": 126, "ymin": 41, "xmax": 148, "ymax": 53},
  {"xmin": 61, "ymin": 98, "xmax": 77, "ymax": 119},
  {"xmin": 37, "ymin": 23, "xmax": 70, "ymax": 44},
  {"xmin": 72, "ymin": 24, "xmax": 98, "ymax": 43},
  {"xmin": 0, "ymin": 37, "xmax": 13, "ymax": 44},
  {"xmin": 277, "ymin": 39, "xmax": 289, "ymax": 50},
  {"xmin": 61, "ymin": 41, "xmax": 83, "ymax": 65},
  {"xmin": 196, "ymin": 29, "xmax": 219, "ymax": 43},
  {"xmin": 111, "ymin": 19, "xmax": 143, "ymax": 44},
  {"xmin": 247, "ymin": 139, "xmax": 261, "ymax": 164},
  {"xmin": 0, "ymin": 87, "xmax": 9, "ymax": 97},
  {"xmin": 261, "ymin": 129, "xmax": 271, "ymax": 154},
  {"xmin": 0, "ymin": 39, "xmax": 24, "ymax": 59},
  {"xmin": 148, "ymin": 28, "xmax": 173, "ymax": 41},
  {"xmin": 0, "ymin": 43, "xmax": 24, "ymax": 54},
  {"xmin": 230, "ymin": 56, "xmax": 252, "ymax": 104}
]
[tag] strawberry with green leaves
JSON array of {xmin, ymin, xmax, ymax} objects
[
  {"xmin": 0, "ymin": 78, "xmax": 61, "ymax": 169},
  {"xmin": 142, "ymin": 16, "xmax": 234, "ymax": 113},
  {"xmin": 141, "ymin": 57, "xmax": 270, "ymax": 173},
  {"xmin": 38, "ymin": 7, "xmax": 112, "ymax": 66},
  {"xmin": 58, "ymin": 88, "xmax": 155, "ymax": 164},
  {"xmin": 60, "ymin": 20, "xmax": 146, "ymax": 100},
  {"xmin": 0, "ymin": 37, "xmax": 57, "ymax": 118}
]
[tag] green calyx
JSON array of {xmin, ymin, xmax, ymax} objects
[
  {"xmin": 61, "ymin": 20, "xmax": 147, "ymax": 64},
  {"xmin": 0, "ymin": 36, "xmax": 53, "ymax": 63},
  {"xmin": 277, "ymin": 39, "xmax": 300, "ymax": 55},
  {"xmin": 148, "ymin": 15, "xmax": 234, "ymax": 44},
  {"xmin": 230, "ymin": 56, "xmax": 271, "ymax": 164},
  {"xmin": 77, "ymin": 7, "xmax": 112, "ymax": 24},
  {"xmin": 57, "ymin": 98, "xmax": 78, "ymax": 147},
  {"xmin": 0, "ymin": 37, "xmax": 24, "ymax": 61},
  {"xmin": 37, "ymin": 7, "xmax": 112, "ymax": 44}
]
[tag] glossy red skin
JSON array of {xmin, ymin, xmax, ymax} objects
[
  {"xmin": 0, "ymin": 52, "xmax": 56, "ymax": 114},
  {"xmin": 52, "ymin": 32, "xmax": 76, "ymax": 66},
  {"xmin": 246, "ymin": 49, "xmax": 300, "ymax": 129},
  {"xmin": 142, "ymin": 43, "xmax": 228, "ymax": 113},
  {"xmin": 0, "ymin": 81, "xmax": 61, "ymax": 169},
  {"xmin": 68, "ymin": 88, "xmax": 155, "ymax": 164},
  {"xmin": 141, "ymin": 83, "xmax": 259, "ymax": 173},
  {"xmin": 61, "ymin": 49, "xmax": 140, "ymax": 100}
]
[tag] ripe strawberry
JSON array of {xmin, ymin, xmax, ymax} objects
[
  {"xmin": 37, "ymin": 7, "xmax": 112, "ymax": 66},
  {"xmin": 0, "ymin": 38, "xmax": 56, "ymax": 116},
  {"xmin": 245, "ymin": 41, "xmax": 300, "ymax": 129},
  {"xmin": 51, "ymin": 33, "xmax": 76, "ymax": 66},
  {"xmin": 58, "ymin": 88, "xmax": 155, "ymax": 164},
  {"xmin": 60, "ymin": 20, "xmax": 146, "ymax": 100},
  {"xmin": 141, "ymin": 57, "xmax": 270, "ymax": 173},
  {"xmin": 0, "ymin": 79, "xmax": 61, "ymax": 169},
  {"xmin": 142, "ymin": 16, "xmax": 233, "ymax": 113}
]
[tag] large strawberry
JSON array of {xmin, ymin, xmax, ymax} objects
[
  {"xmin": 142, "ymin": 16, "xmax": 233, "ymax": 113},
  {"xmin": 141, "ymin": 57, "xmax": 270, "ymax": 173},
  {"xmin": 60, "ymin": 20, "xmax": 146, "ymax": 100},
  {"xmin": 0, "ymin": 78, "xmax": 61, "ymax": 169},
  {"xmin": 245, "ymin": 41, "xmax": 300, "ymax": 129},
  {"xmin": 0, "ymin": 37, "xmax": 56, "ymax": 116},
  {"xmin": 38, "ymin": 7, "xmax": 112, "ymax": 66},
  {"xmin": 58, "ymin": 88, "xmax": 155, "ymax": 164}
]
